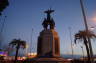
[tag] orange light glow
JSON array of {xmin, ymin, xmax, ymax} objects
[
  {"xmin": 17, "ymin": 56, "xmax": 26, "ymax": 60},
  {"xmin": 27, "ymin": 52, "xmax": 37, "ymax": 58}
]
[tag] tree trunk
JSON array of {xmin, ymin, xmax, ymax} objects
[
  {"xmin": 14, "ymin": 44, "xmax": 19, "ymax": 63},
  {"xmin": 84, "ymin": 38, "xmax": 91, "ymax": 63}
]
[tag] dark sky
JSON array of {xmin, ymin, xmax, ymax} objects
[{"xmin": 0, "ymin": 0, "xmax": 96, "ymax": 56}]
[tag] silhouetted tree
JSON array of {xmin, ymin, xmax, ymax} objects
[
  {"xmin": 0, "ymin": 49, "xmax": 2, "ymax": 51},
  {"xmin": 74, "ymin": 30, "xmax": 96, "ymax": 63},
  {"xmin": 9, "ymin": 39, "xmax": 26, "ymax": 63},
  {"xmin": 0, "ymin": 0, "xmax": 9, "ymax": 15}
]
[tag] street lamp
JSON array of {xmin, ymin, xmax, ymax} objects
[
  {"xmin": 81, "ymin": 46, "xmax": 84, "ymax": 61},
  {"xmin": 69, "ymin": 27, "xmax": 74, "ymax": 59},
  {"xmin": 30, "ymin": 28, "xmax": 33, "ymax": 53}
]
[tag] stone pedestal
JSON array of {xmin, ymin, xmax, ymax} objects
[{"xmin": 37, "ymin": 29, "xmax": 60, "ymax": 57}]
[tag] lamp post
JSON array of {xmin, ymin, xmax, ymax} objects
[
  {"xmin": 69, "ymin": 27, "xmax": 74, "ymax": 59},
  {"xmin": 80, "ymin": 0, "xmax": 93, "ymax": 62},
  {"xmin": 30, "ymin": 28, "xmax": 33, "ymax": 53},
  {"xmin": 81, "ymin": 46, "xmax": 84, "ymax": 62}
]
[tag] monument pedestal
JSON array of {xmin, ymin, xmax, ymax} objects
[
  {"xmin": 35, "ymin": 29, "xmax": 66, "ymax": 63},
  {"xmin": 37, "ymin": 29, "xmax": 60, "ymax": 58}
]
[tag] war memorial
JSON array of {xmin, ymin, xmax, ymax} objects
[{"xmin": 25, "ymin": 9, "xmax": 70, "ymax": 63}]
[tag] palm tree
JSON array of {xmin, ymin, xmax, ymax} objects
[
  {"xmin": 9, "ymin": 39, "xmax": 26, "ymax": 63},
  {"xmin": 74, "ymin": 30, "xmax": 96, "ymax": 63}
]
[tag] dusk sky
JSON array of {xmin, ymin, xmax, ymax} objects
[{"xmin": 0, "ymin": 0, "xmax": 96, "ymax": 56}]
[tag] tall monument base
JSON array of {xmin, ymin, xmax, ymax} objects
[{"xmin": 37, "ymin": 29, "xmax": 60, "ymax": 58}]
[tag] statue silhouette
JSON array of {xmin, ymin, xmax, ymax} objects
[
  {"xmin": 42, "ymin": 9, "xmax": 55, "ymax": 30},
  {"xmin": 42, "ymin": 18, "xmax": 48, "ymax": 30}
]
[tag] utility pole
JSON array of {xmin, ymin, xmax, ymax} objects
[
  {"xmin": 80, "ymin": 0, "xmax": 93, "ymax": 62},
  {"xmin": 69, "ymin": 27, "xmax": 74, "ymax": 59}
]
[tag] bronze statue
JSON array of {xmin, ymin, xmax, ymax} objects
[
  {"xmin": 42, "ymin": 9, "xmax": 55, "ymax": 30},
  {"xmin": 42, "ymin": 18, "xmax": 48, "ymax": 30}
]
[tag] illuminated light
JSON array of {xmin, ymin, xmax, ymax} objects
[
  {"xmin": 22, "ymin": 56, "xmax": 26, "ymax": 60},
  {"xmin": 17, "ymin": 57, "xmax": 26, "ymax": 60},
  {"xmin": 90, "ymin": 27, "xmax": 95, "ymax": 31},
  {"xmin": 26, "ymin": 44, "xmax": 29, "ymax": 48},
  {"xmin": 67, "ymin": 59, "xmax": 73, "ymax": 61},
  {"xmin": 27, "ymin": 52, "xmax": 37, "ymax": 56},
  {"xmin": 34, "ymin": 52, "xmax": 37, "ymax": 55},
  {"xmin": 27, "ymin": 52, "xmax": 37, "ymax": 58},
  {"xmin": 0, "ymin": 51, "xmax": 7, "ymax": 56},
  {"xmin": 31, "ymin": 53, "xmax": 34, "ymax": 55},
  {"xmin": 17, "ymin": 57, "xmax": 22, "ymax": 60}
]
